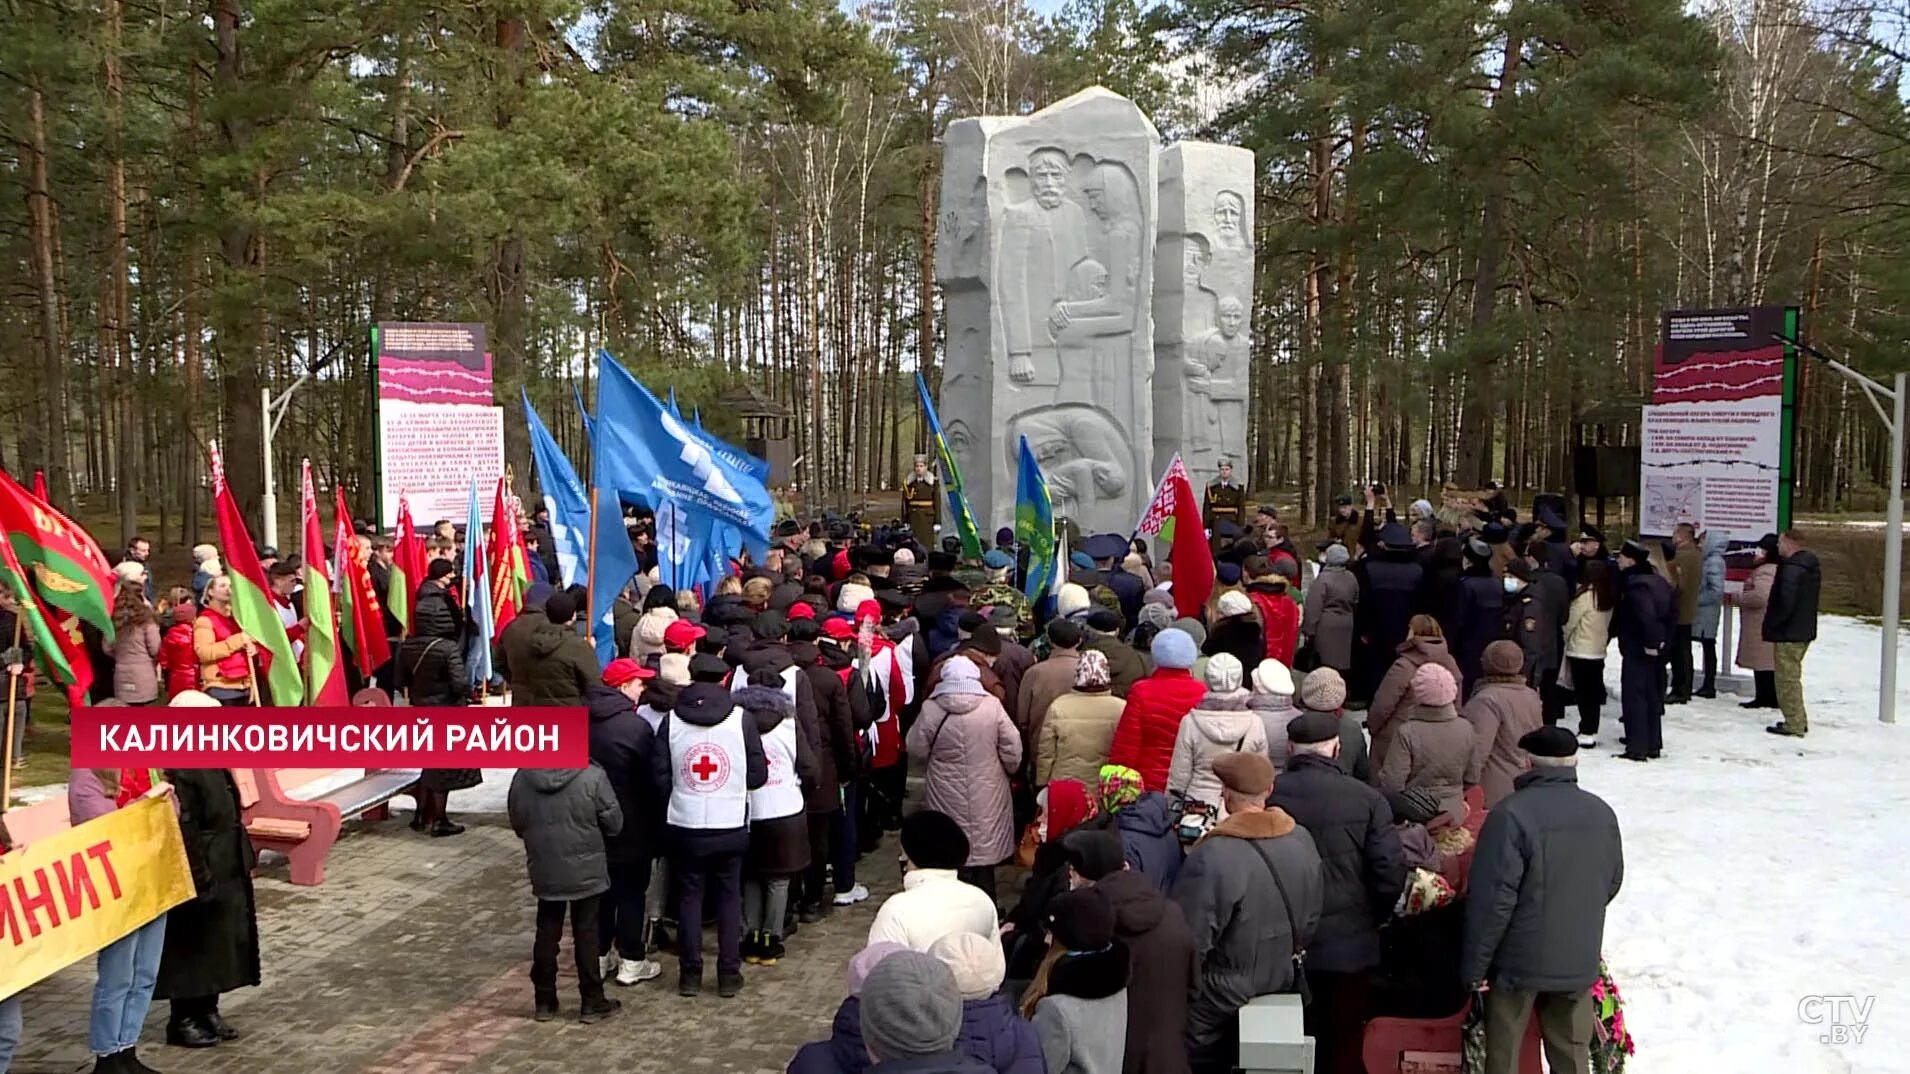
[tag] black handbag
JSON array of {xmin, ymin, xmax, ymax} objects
[{"xmin": 1249, "ymin": 840, "xmax": 1313, "ymax": 1006}]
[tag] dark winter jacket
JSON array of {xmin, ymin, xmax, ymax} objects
[
  {"xmin": 1763, "ymin": 549, "xmax": 1822, "ymax": 644},
  {"xmin": 515, "ymin": 619, "xmax": 601, "ymax": 707},
  {"xmin": 1085, "ymin": 632, "xmax": 1147, "ymax": 699},
  {"xmin": 1420, "ymin": 539, "xmax": 1465, "ymax": 632},
  {"xmin": 1203, "ymin": 616, "xmax": 1265, "ymax": 679},
  {"xmin": 1450, "ymin": 573, "xmax": 1506, "ymax": 694},
  {"xmin": 1267, "ymin": 752, "xmax": 1405, "ymax": 974},
  {"xmin": 1113, "ymin": 793, "xmax": 1183, "ymax": 893},
  {"xmin": 956, "ymin": 995, "xmax": 1046, "ymax": 1074},
  {"xmin": 1098, "ymin": 869, "xmax": 1194, "ymax": 1074},
  {"xmin": 398, "ymin": 632, "xmax": 468, "ymax": 706},
  {"xmin": 1505, "ymin": 570, "xmax": 1565, "ymax": 683},
  {"xmin": 1668, "ymin": 541, "xmax": 1702, "ymax": 626},
  {"xmin": 1461, "ymin": 767, "xmax": 1623, "ymax": 992},
  {"xmin": 738, "ymin": 683, "xmax": 819, "ymax": 876},
  {"xmin": 585, "ymin": 683, "xmax": 659, "ymax": 864},
  {"xmin": 156, "ymin": 769, "xmax": 261, "ymax": 1001},
  {"xmin": 652, "ymin": 681, "xmax": 769, "ymax": 855},
  {"xmin": 1537, "ymin": 537, "xmax": 1577, "ymax": 594},
  {"xmin": 410, "ymin": 583, "xmax": 462, "ymax": 646},
  {"xmin": 788, "ymin": 995, "xmax": 870, "ymax": 1074},
  {"xmin": 496, "ymin": 607, "xmax": 547, "ymax": 684},
  {"xmin": 1107, "ymin": 567, "xmax": 1148, "ymax": 630},
  {"xmin": 508, "ymin": 765, "xmax": 624, "ymax": 901},
  {"xmin": 868, "ymin": 1052, "xmax": 1002, "ymax": 1074},
  {"xmin": 1171, "ymin": 808, "xmax": 1322, "ymax": 1048},
  {"xmin": 1353, "ymin": 550, "xmax": 1423, "ymax": 696},
  {"xmin": 795, "ymin": 640, "xmax": 858, "ymax": 802},
  {"xmin": 1615, "ymin": 565, "xmax": 1674, "ymax": 655}
]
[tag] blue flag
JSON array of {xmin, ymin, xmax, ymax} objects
[
  {"xmin": 916, "ymin": 373, "xmax": 983, "ymax": 560},
  {"xmin": 693, "ymin": 409, "xmax": 773, "ymax": 485},
  {"xmin": 525, "ymin": 392, "xmax": 590, "ymax": 589},
  {"xmin": 462, "ymin": 477, "xmax": 495, "ymax": 688},
  {"xmin": 667, "ymin": 386, "xmax": 681, "ymax": 418},
  {"xmin": 1015, "ymin": 437, "xmax": 1059, "ymax": 603},
  {"xmin": 573, "ymin": 383, "xmax": 594, "ymax": 441}
]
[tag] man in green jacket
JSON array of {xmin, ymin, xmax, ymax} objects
[{"xmin": 518, "ymin": 590, "xmax": 600, "ymax": 707}]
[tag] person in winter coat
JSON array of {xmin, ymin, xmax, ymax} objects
[
  {"xmin": 1301, "ymin": 545, "xmax": 1359, "ymax": 678},
  {"xmin": 1375, "ymin": 664, "xmax": 1473, "ymax": 825},
  {"xmin": 1020, "ymin": 619, "xmax": 1087, "ymax": 753},
  {"xmin": 1242, "ymin": 566, "xmax": 1300, "ymax": 666},
  {"xmin": 1614, "ymin": 541, "xmax": 1674, "ymax": 761},
  {"xmin": 1203, "ymin": 591, "xmax": 1265, "ymax": 674},
  {"xmin": 1023, "ymin": 888, "xmax": 1130, "ymax": 1074},
  {"xmin": 1449, "ymin": 539, "xmax": 1505, "ymax": 696},
  {"xmin": 69, "ymin": 764, "xmax": 169, "ymax": 1073},
  {"xmin": 587, "ymin": 658, "xmax": 665, "ymax": 987},
  {"xmin": 652, "ymin": 657, "xmax": 770, "ymax": 997},
  {"xmin": 1463, "ymin": 642, "xmax": 1542, "ymax": 808},
  {"xmin": 1352, "ymin": 524, "xmax": 1424, "ymax": 706},
  {"xmin": 859, "ymin": 951, "xmax": 998, "ymax": 1074},
  {"xmin": 1108, "ymin": 629, "xmax": 1208, "ymax": 791},
  {"xmin": 156, "ymin": 692, "xmax": 262, "ymax": 1050},
  {"xmin": 1171, "ymin": 752, "xmax": 1321, "ymax": 1074},
  {"xmin": 1267, "ymin": 711, "xmax": 1406, "ymax": 1074},
  {"xmin": 1167, "ymin": 654, "xmax": 1268, "ymax": 818},
  {"xmin": 786, "ymin": 942, "xmax": 908, "ymax": 1074},
  {"xmin": 1692, "ymin": 530, "xmax": 1729, "ymax": 698},
  {"xmin": 1563, "ymin": 560, "xmax": 1616, "ymax": 747},
  {"xmin": 1062, "ymin": 829, "xmax": 1193, "ymax": 1074},
  {"xmin": 159, "ymin": 589, "xmax": 200, "ymax": 701},
  {"xmin": 1037, "ymin": 650, "xmax": 1125, "ymax": 787},
  {"xmin": 910, "ymin": 655, "xmax": 1022, "ymax": 895},
  {"xmin": 1098, "ymin": 765, "xmax": 1182, "ymax": 893},
  {"xmin": 632, "ymin": 584, "xmax": 681, "ymax": 664},
  {"xmin": 790, "ymin": 619, "xmax": 860, "ymax": 920},
  {"xmin": 1003, "ymin": 780, "xmax": 1110, "ymax": 988},
  {"xmin": 397, "ymin": 575, "xmax": 479, "ymax": 837},
  {"xmin": 1504, "ymin": 557, "xmax": 1567, "ymax": 724},
  {"xmin": 739, "ymin": 679, "xmax": 820, "ymax": 965},
  {"xmin": 1462, "ymin": 728, "xmax": 1623, "ymax": 1074},
  {"xmin": 930, "ymin": 932, "xmax": 1046, "ymax": 1074},
  {"xmin": 496, "ymin": 582, "xmax": 553, "ymax": 685},
  {"xmin": 1764, "ymin": 530, "xmax": 1822, "ymax": 738},
  {"xmin": 1083, "ymin": 609, "xmax": 1147, "ymax": 698},
  {"xmin": 508, "ymin": 763, "xmax": 626, "ymax": 1023},
  {"xmin": 1247, "ymin": 659, "xmax": 1298, "ymax": 760},
  {"xmin": 869, "ymin": 811, "xmax": 1001, "ymax": 951},
  {"xmin": 1367, "ymin": 616, "xmax": 1462, "ymax": 780},
  {"xmin": 191, "ymin": 575, "xmax": 256, "ymax": 705},
  {"xmin": 518, "ymin": 591, "xmax": 601, "ymax": 707},
  {"xmin": 1294, "ymin": 668, "xmax": 1369, "ymax": 782},
  {"xmin": 1664, "ymin": 523, "xmax": 1702, "ymax": 705},
  {"xmin": 1731, "ymin": 534, "xmax": 1780, "ymax": 710},
  {"xmin": 110, "ymin": 580, "xmax": 163, "ymax": 705}
]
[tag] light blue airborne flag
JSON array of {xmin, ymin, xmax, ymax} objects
[
  {"xmin": 525, "ymin": 391, "xmax": 590, "ymax": 589},
  {"xmin": 915, "ymin": 372, "xmax": 982, "ymax": 560},
  {"xmin": 462, "ymin": 476, "xmax": 495, "ymax": 688},
  {"xmin": 572, "ymin": 383, "xmax": 594, "ymax": 441},
  {"xmin": 1015, "ymin": 436, "xmax": 1059, "ymax": 603}
]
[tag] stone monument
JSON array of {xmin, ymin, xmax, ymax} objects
[
  {"xmin": 1153, "ymin": 141, "xmax": 1254, "ymax": 489},
  {"xmin": 936, "ymin": 87, "xmax": 1159, "ymax": 536}
]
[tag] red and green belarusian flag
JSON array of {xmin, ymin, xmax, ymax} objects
[
  {"xmin": 389, "ymin": 494, "xmax": 426, "ymax": 637},
  {"xmin": 0, "ymin": 468, "xmax": 116, "ymax": 702},
  {"xmin": 333, "ymin": 485, "xmax": 391, "ymax": 680},
  {"xmin": 488, "ymin": 476, "xmax": 531, "ymax": 637},
  {"xmin": 299, "ymin": 461, "xmax": 348, "ymax": 706},
  {"xmin": 209, "ymin": 441, "xmax": 303, "ymax": 705}
]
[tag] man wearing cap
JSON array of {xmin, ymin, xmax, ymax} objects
[
  {"xmin": 588, "ymin": 657, "xmax": 665, "ymax": 986},
  {"xmin": 1202, "ymin": 460, "xmax": 1245, "ymax": 533},
  {"xmin": 513, "ymin": 591, "xmax": 601, "ymax": 707},
  {"xmin": 1088, "ymin": 534, "xmax": 1146, "ymax": 629},
  {"xmin": 1170, "ymin": 752, "xmax": 1321, "ymax": 1074},
  {"xmin": 904, "ymin": 456, "xmax": 941, "ymax": 547},
  {"xmin": 1017, "ymin": 620, "xmax": 1086, "ymax": 755},
  {"xmin": 1082, "ymin": 608, "xmax": 1145, "ymax": 699},
  {"xmin": 1462, "ymin": 727, "xmax": 1622, "ymax": 1074},
  {"xmin": 1612, "ymin": 540, "xmax": 1673, "ymax": 762},
  {"xmin": 1269, "ymin": 712, "xmax": 1403, "ymax": 1074},
  {"xmin": 973, "ymin": 549, "xmax": 1034, "ymax": 643},
  {"xmin": 1530, "ymin": 506, "xmax": 1577, "ymax": 592}
]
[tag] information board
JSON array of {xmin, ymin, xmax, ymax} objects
[{"xmin": 374, "ymin": 322, "xmax": 503, "ymax": 528}]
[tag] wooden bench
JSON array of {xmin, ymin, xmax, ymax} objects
[
  {"xmin": 234, "ymin": 768, "xmax": 421, "ymax": 887},
  {"xmin": 1362, "ymin": 996, "xmax": 1542, "ymax": 1073}
]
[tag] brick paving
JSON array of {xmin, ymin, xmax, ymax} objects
[{"xmin": 6, "ymin": 810, "xmax": 901, "ymax": 1074}]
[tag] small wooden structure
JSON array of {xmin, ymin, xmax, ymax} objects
[
  {"xmin": 1573, "ymin": 398, "xmax": 1644, "ymax": 529},
  {"xmin": 718, "ymin": 384, "xmax": 795, "ymax": 485}
]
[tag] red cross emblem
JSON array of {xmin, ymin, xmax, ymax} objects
[{"xmin": 680, "ymin": 743, "xmax": 732, "ymax": 793}]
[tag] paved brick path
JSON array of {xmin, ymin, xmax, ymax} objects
[{"xmin": 7, "ymin": 811, "xmax": 901, "ymax": 1074}]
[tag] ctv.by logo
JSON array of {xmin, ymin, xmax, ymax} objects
[{"xmin": 1798, "ymin": 995, "xmax": 1875, "ymax": 1045}]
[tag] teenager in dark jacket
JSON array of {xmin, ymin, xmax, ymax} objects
[
  {"xmin": 519, "ymin": 591, "xmax": 601, "ymax": 707},
  {"xmin": 1352, "ymin": 524, "xmax": 1424, "ymax": 705},
  {"xmin": 1449, "ymin": 539, "xmax": 1505, "ymax": 696},
  {"xmin": 738, "ymin": 679, "xmax": 819, "ymax": 965},
  {"xmin": 1065, "ymin": 830, "xmax": 1194, "ymax": 1074},
  {"xmin": 508, "ymin": 764, "xmax": 624, "ymax": 1023},
  {"xmin": 1613, "ymin": 542, "xmax": 1674, "ymax": 762},
  {"xmin": 587, "ymin": 657, "xmax": 664, "ymax": 986},
  {"xmin": 1463, "ymin": 727, "xmax": 1622, "ymax": 1074},
  {"xmin": 1267, "ymin": 712, "xmax": 1406, "ymax": 1074},
  {"xmin": 1763, "ymin": 531, "xmax": 1822, "ymax": 738}
]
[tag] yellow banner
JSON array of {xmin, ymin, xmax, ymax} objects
[{"xmin": 0, "ymin": 793, "xmax": 195, "ymax": 1000}]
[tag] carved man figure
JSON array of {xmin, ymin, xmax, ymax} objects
[{"xmin": 1001, "ymin": 148, "xmax": 1090, "ymax": 385}]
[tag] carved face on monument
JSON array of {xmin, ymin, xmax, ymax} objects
[
  {"xmin": 1183, "ymin": 234, "xmax": 1212, "ymax": 290},
  {"xmin": 1216, "ymin": 296, "xmax": 1246, "ymax": 340},
  {"xmin": 1030, "ymin": 149, "xmax": 1071, "ymax": 210},
  {"xmin": 1214, "ymin": 191, "xmax": 1245, "ymax": 243}
]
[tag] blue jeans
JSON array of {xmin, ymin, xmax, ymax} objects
[
  {"xmin": 0, "ymin": 993, "xmax": 21, "ymax": 1072},
  {"xmin": 90, "ymin": 915, "xmax": 166, "ymax": 1055}
]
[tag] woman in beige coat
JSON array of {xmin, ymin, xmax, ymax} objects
[
  {"xmin": 1733, "ymin": 534, "xmax": 1780, "ymax": 710},
  {"xmin": 1035, "ymin": 650, "xmax": 1125, "ymax": 786},
  {"xmin": 1463, "ymin": 641, "xmax": 1543, "ymax": 808},
  {"xmin": 1367, "ymin": 615, "xmax": 1463, "ymax": 782}
]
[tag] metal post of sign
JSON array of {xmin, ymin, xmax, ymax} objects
[{"xmin": 258, "ymin": 338, "xmax": 349, "ymax": 550}]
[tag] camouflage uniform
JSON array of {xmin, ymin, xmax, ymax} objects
[
  {"xmin": 973, "ymin": 582, "xmax": 1034, "ymax": 642},
  {"xmin": 951, "ymin": 566, "xmax": 990, "ymax": 593}
]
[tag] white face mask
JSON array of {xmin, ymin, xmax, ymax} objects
[{"xmin": 1503, "ymin": 577, "xmax": 1522, "ymax": 594}]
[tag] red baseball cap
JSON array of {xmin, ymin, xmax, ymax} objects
[
  {"xmin": 820, "ymin": 617, "xmax": 856, "ymax": 640},
  {"xmin": 663, "ymin": 620, "xmax": 708, "ymax": 650},
  {"xmin": 602, "ymin": 657, "xmax": 654, "ymax": 687},
  {"xmin": 787, "ymin": 602, "xmax": 817, "ymax": 621}
]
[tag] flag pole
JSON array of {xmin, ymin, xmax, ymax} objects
[
  {"xmin": 585, "ymin": 486, "xmax": 600, "ymax": 640},
  {"xmin": 244, "ymin": 647, "xmax": 260, "ymax": 706},
  {"xmin": 2, "ymin": 616, "xmax": 21, "ymax": 806}
]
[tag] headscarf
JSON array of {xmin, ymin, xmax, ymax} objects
[
  {"xmin": 1097, "ymin": 764, "xmax": 1144, "ymax": 813},
  {"xmin": 1073, "ymin": 649, "xmax": 1111, "ymax": 691},
  {"xmin": 1039, "ymin": 779, "xmax": 1096, "ymax": 843},
  {"xmin": 931, "ymin": 655, "xmax": 987, "ymax": 699}
]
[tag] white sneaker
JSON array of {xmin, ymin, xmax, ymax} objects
[
  {"xmin": 832, "ymin": 884, "xmax": 870, "ymax": 906},
  {"xmin": 599, "ymin": 951, "xmax": 619, "ymax": 980},
  {"xmin": 1578, "ymin": 735, "xmax": 1597, "ymax": 750},
  {"xmin": 616, "ymin": 958, "xmax": 662, "ymax": 985}
]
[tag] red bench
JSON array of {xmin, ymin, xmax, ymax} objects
[
  {"xmin": 234, "ymin": 768, "xmax": 420, "ymax": 886},
  {"xmin": 1362, "ymin": 996, "xmax": 1542, "ymax": 1073}
]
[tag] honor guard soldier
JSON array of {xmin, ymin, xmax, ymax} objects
[
  {"xmin": 903, "ymin": 455, "xmax": 940, "ymax": 546},
  {"xmin": 1203, "ymin": 459, "xmax": 1246, "ymax": 532}
]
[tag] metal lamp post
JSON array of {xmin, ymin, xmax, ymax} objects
[{"xmin": 259, "ymin": 339, "xmax": 349, "ymax": 549}]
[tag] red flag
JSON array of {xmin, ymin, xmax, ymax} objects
[
  {"xmin": 31, "ymin": 470, "xmax": 48, "ymax": 505},
  {"xmin": 334, "ymin": 486, "xmax": 392, "ymax": 680},
  {"xmin": 390, "ymin": 495, "xmax": 428, "ymax": 636},
  {"xmin": 299, "ymin": 462, "xmax": 349, "ymax": 706},
  {"xmin": 487, "ymin": 477, "xmax": 527, "ymax": 637},
  {"xmin": 1168, "ymin": 469, "xmax": 1215, "ymax": 619}
]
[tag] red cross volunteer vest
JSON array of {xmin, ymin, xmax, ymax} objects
[
  {"xmin": 666, "ymin": 708, "xmax": 749, "ymax": 830},
  {"xmin": 750, "ymin": 717, "xmax": 804, "ymax": 821}
]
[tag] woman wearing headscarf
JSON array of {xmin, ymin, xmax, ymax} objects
[
  {"xmin": 1036, "ymin": 650, "xmax": 1124, "ymax": 787},
  {"xmin": 1097, "ymin": 766, "xmax": 1180, "ymax": 893},
  {"xmin": 908, "ymin": 655, "xmax": 1022, "ymax": 897}
]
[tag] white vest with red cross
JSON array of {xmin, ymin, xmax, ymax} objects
[
  {"xmin": 665, "ymin": 708, "xmax": 749, "ymax": 830},
  {"xmin": 750, "ymin": 717, "xmax": 804, "ymax": 822}
]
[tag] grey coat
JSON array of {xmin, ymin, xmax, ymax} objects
[
  {"xmin": 1376, "ymin": 703, "xmax": 1473, "ymax": 826},
  {"xmin": 1300, "ymin": 565, "xmax": 1359, "ymax": 674},
  {"xmin": 1171, "ymin": 809, "xmax": 1322, "ymax": 1052},
  {"xmin": 1034, "ymin": 993, "xmax": 1129, "ymax": 1074},
  {"xmin": 1462, "ymin": 767, "xmax": 1623, "ymax": 992},
  {"xmin": 1694, "ymin": 532, "xmax": 1728, "ymax": 641},
  {"xmin": 508, "ymin": 765, "xmax": 624, "ymax": 901},
  {"xmin": 1462, "ymin": 679, "xmax": 1543, "ymax": 809}
]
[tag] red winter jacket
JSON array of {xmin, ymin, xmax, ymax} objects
[
  {"xmin": 1107, "ymin": 668, "xmax": 1207, "ymax": 791},
  {"xmin": 1247, "ymin": 583, "xmax": 1301, "ymax": 665},
  {"xmin": 161, "ymin": 616, "xmax": 199, "ymax": 700}
]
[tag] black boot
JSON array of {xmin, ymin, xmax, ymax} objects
[
  {"xmin": 430, "ymin": 816, "xmax": 466, "ymax": 837},
  {"xmin": 1694, "ymin": 641, "xmax": 1717, "ymax": 698},
  {"xmin": 92, "ymin": 1052, "xmax": 126, "ymax": 1073},
  {"xmin": 165, "ymin": 1019, "xmax": 220, "ymax": 1049},
  {"xmin": 121, "ymin": 1049, "xmax": 164, "ymax": 1074},
  {"xmin": 203, "ymin": 1008, "xmax": 239, "ymax": 1041},
  {"xmin": 678, "ymin": 968, "xmax": 703, "ymax": 997},
  {"xmin": 533, "ymin": 993, "xmax": 559, "ymax": 1022},
  {"xmin": 579, "ymin": 995, "xmax": 622, "ymax": 1024}
]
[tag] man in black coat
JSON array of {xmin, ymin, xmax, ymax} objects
[
  {"xmin": 1462, "ymin": 727, "xmax": 1622, "ymax": 1074},
  {"xmin": 1505, "ymin": 558, "xmax": 1567, "ymax": 723},
  {"xmin": 587, "ymin": 657, "xmax": 664, "ymax": 986},
  {"xmin": 1353, "ymin": 523, "xmax": 1424, "ymax": 705},
  {"xmin": 1613, "ymin": 541, "xmax": 1673, "ymax": 762},
  {"xmin": 1764, "ymin": 530, "xmax": 1822, "ymax": 737},
  {"xmin": 1267, "ymin": 713, "xmax": 1406, "ymax": 1074},
  {"xmin": 157, "ymin": 767, "xmax": 262, "ymax": 1047}
]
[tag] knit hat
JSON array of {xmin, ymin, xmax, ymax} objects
[
  {"xmin": 1204, "ymin": 652, "xmax": 1244, "ymax": 692},
  {"xmin": 847, "ymin": 941, "xmax": 907, "ymax": 995},
  {"xmin": 1298, "ymin": 667, "xmax": 1348, "ymax": 712},
  {"xmin": 1041, "ymin": 779, "xmax": 1096, "ymax": 842},
  {"xmin": 1170, "ymin": 617, "xmax": 1208, "ymax": 646},
  {"xmin": 900, "ymin": 810, "xmax": 970, "ymax": 870},
  {"xmin": 1483, "ymin": 640, "xmax": 1525, "ymax": 677},
  {"xmin": 1322, "ymin": 543, "xmax": 1351, "ymax": 567},
  {"xmin": 837, "ymin": 582, "xmax": 875, "ymax": 614},
  {"xmin": 1215, "ymin": 562, "xmax": 1242, "ymax": 586},
  {"xmin": 860, "ymin": 951, "xmax": 963, "ymax": 1061},
  {"xmin": 1060, "ymin": 828, "xmax": 1127, "ymax": 882},
  {"xmin": 1251, "ymin": 659, "xmax": 1295, "ymax": 696},
  {"xmin": 657, "ymin": 653, "xmax": 691, "ymax": 686},
  {"xmin": 1056, "ymin": 583, "xmax": 1091, "ymax": 618},
  {"xmin": 1045, "ymin": 888, "xmax": 1117, "ymax": 952},
  {"xmin": 1411, "ymin": 662, "xmax": 1458, "ymax": 707},
  {"xmin": 1211, "ymin": 751, "xmax": 1276, "ymax": 798},
  {"xmin": 931, "ymin": 655, "xmax": 987, "ymax": 699},
  {"xmin": 1074, "ymin": 649, "xmax": 1111, "ymax": 690},
  {"xmin": 1143, "ymin": 587, "xmax": 1175, "ymax": 608},
  {"xmin": 928, "ymin": 932, "xmax": 1006, "ymax": 1001},
  {"xmin": 893, "ymin": 547, "xmax": 916, "ymax": 566},
  {"xmin": 1137, "ymin": 602, "xmax": 1176, "ymax": 632},
  {"xmin": 1046, "ymin": 619, "xmax": 1084, "ymax": 649},
  {"xmin": 1151, "ymin": 628, "xmax": 1198, "ymax": 670},
  {"xmin": 1519, "ymin": 726, "xmax": 1579, "ymax": 758},
  {"xmin": 1217, "ymin": 590, "xmax": 1253, "ymax": 618},
  {"xmin": 1097, "ymin": 765, "xmax": 1144, "ymax": 813}
]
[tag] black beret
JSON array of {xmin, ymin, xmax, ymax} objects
[
  {"xmin": 1084, "ymin": 608, "xmax": 1121, "ymax": 633},
  {"xmin": 688, "ymin": 653, "xmax": 730, "ymax": 683},
  {"xmin": 966, "ymin": 624, "xmax": 1003, "ymax": 656},
  {"xmin": 1286, "ymin": 710, "xmax": 1341, "ymax": 745},
  {"xmin": 1046, "ymin": 619, "xmax": 1084, "ymax": 649},
  {"xmin": 1518, "ymin": 725, "xmax": 1579, "ymax": 758}
]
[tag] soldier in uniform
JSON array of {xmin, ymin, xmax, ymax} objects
[
  {"xmin": 972, "ymin": 549, "xmax": 1035, "ymax": 642},
  {"xmin": 903, "ymin": 455, "xmax": 940, "ymax": 546},
  {"xmin": 1202, "ymin": 458, "xmax": 1246, "ymax": 532}
]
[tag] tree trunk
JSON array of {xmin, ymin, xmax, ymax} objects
[
  {"xmin": 1455, "ymin": 13, "xmax": 1524, "ymax": 489},
  {"xmin": 107, "ymin": 0, "xmax": 138, "ymax": 544},
  {"xmin": 492, "ymin": 17, "xmax": 532, "ymax": 501},
  {"xmin": 25, "ymin": 84, "xmax": 71, "ymax": 504}
]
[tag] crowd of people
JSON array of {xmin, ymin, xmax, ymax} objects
[{"xmin": 0, "ymin": 479, "xmax": 1829, "ymax": 1074}]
